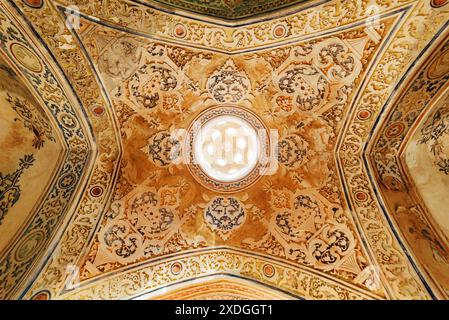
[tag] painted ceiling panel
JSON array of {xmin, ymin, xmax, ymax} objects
[
  {"xmin": 369, "ymin": 36, "xmax": 449, "ymax": 298},
  {"xmin": 0, "ymin": 54, "xmax": 62, "ymax": 254},
  {"xmin": 149, "ymin": 0, "xmax": 309, "ymax": 20},
  {"xmin": 74, "ymin": 14, "xmax": 393, "ymax": 298},
  {"xmin": 0, "ymin": 2, "xmax": 95, "ymax": 299},
  {"xmin": 0, "ymin": 0, "xmax": 449, "ymax": 300},
  {"xmin": 406, "ymin": 93, "xmax": 449, "ymax": 240}
]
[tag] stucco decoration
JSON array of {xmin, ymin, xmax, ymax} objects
[{"xmin": 0, "ymin": 0, "xmax": 449, "ymax": 300}]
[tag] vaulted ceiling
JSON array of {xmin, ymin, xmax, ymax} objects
[{"xmin": 1, "ymin": 0, "xmax": 449, "ymax": 300}]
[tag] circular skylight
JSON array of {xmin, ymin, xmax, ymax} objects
[{"xmin": 193, "ymin": 115, "xmax": 260, "ymax": 182}]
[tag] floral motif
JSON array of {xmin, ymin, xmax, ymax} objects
[
  {"xmin": 108, "ymin": 42, "xmax": 209, "ymax": 124},
  {"xmin": 0, "ymin": 154, "xmax": 35, "ymax": 225},
  {"xmin": 129, "ymin": 191, "xmax": 175, "ymax": 237},
  {"xmin": 145, "ymin": 131, "xmax": 181, "ymax": 167},
  {"xmin": 270, "ymin": 37, "xmax": 361, "ymax": 116},
  {"xmin": 277, "ymin": 64, "xmax": 328, "ymax": 111},
  {"xmin": 275, "ymin": 195, "xmax": 324, "ymax": 242},
  {"xmin": 85, "ymin": 180, "xmax": 205, "ymax": 271},
  {"xmin": 103, "ymin": 222, "xmax": 139, "ymax": 258},
  {"xmin": 277, "ymin": 134, "xmax": 309, "ymax": 169},
  {"xmin": 98, "ymin": 37, "xmax": 142, "ymax": 80},
  {"xmin": 131, "ymin": 63, "xmax": 179, "ymax": 109},
  {"xmin": 6, "ymin": 94, "xmax": 55, "ymax": 149},
  {"xmin": 207, "ymin": 59, "xmax": 250, "ymax": 103},
  {"xmin": 204, "ymin": 196, "xmax": 246, "ymax": 240},
  {"xmin": 244, "ymin": 188, "xmax": 360, "ymax": 274},
  {"xmin": 309, "ymin": 225, "xmax": 353, "ymax": 267},
  {"xmin": 419, "ymin": 105, "xmax": 449, "ymax": 174}
]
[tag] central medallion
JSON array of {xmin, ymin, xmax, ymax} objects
[
  {"xmin": 194, "ymin": 114, "xmax": 259, "ymax": 182},
  {"xmin": 185, "ymin": 106, "xmax": 270, "ymax": 192}
]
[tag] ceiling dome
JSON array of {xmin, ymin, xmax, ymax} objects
[{"xmin": 1, "ymin": 0, "xmax": 449, "ymax": 301}]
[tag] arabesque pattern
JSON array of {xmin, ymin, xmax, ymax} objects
[{"xmin": 0, "ymin": 0, "xmax": 448, "ymax": 300}]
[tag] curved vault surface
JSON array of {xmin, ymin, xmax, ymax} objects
[
  {"xmin": 0, "ymin": 0, "xmax": 449, "ymax": 300},
  {"xmin": 0, "ymin": 54, "xmax": 63, "ymax": 254}
]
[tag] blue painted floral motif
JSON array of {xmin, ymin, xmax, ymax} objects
[{"xmin": 0, "ymin": 154, "xmax": 35, "ymax": 224}]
